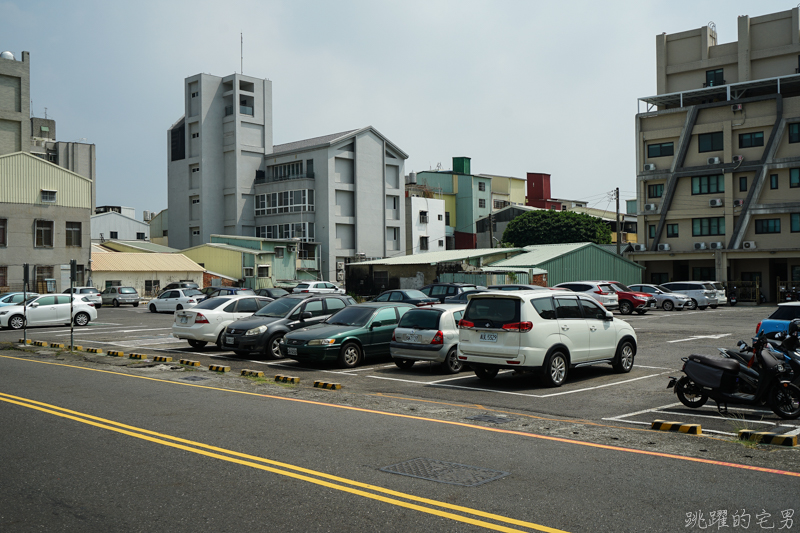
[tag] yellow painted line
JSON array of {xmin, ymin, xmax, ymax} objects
[
  {"xmin": 0, "ymin": 392, "xmax": 565, "ymax": 533},
  {"xmin": 1, "ymin": 354, "xmax": 799, "ymax": 479}
]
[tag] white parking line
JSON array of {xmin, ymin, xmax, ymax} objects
[
  {"xmin": 535, "ymin": 372, "xmax": 671, "ymax": 398},
  {"xmin": 636, "ymin": 365, "xmax": 676, "ymax": 370},
  {"xmin": 53, "ymin": 328, "xmax": 174, "ymax": 337},
  {"xmin": 655, "ymin": 409, "xmax": 799, "ymax": 427}
]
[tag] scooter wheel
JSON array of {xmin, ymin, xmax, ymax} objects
[
  {"xmin": 769, "ymin": 383, "xmax": 800, "ymax": 419},
  {"xmin": 675, "ymin": 376, "xmax": 708, "ymax": 408}
]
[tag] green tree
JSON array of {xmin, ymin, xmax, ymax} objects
[{"xmin": 501, "ymin": 210, "xmax": 612, "ymax": 247}]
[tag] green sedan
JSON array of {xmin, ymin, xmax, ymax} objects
[{"xmin": 280, "ymin": 302, "xmax": 414, "ymax": 368}]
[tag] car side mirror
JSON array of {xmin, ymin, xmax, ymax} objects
[
  {"xmin": 301, "ymin": 312, "xmax": 312, "ymax": 320},
  {"xmin": 371, "ymin": 320, "xmax": 382, "ymax": 329},
  {"xmin": 30, "ymin": 302, "xmax": 39, "ymax": 308},
  {"xmin": 603, "ymin": 311, "xmax": 614, "ymax": 321}
]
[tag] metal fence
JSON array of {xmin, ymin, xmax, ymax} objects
[{"xmin": 438, "ymin": 271, "xmax": 532, "ymax": 286}]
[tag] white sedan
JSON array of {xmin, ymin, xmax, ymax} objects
[
  {"xmin": 172, "ymin": 295, "xmax": 273, "ymax": 349},
  {"xmin": 0, "ymin": 294, "xmax": 97, "ymax": 329},
  {"xmin": 292, "ymin": 281, "xmax": 345, "ymax": 294},
  {"xmin": 148, "ymin": 289, "xmax": 204, "ymax": 313}
]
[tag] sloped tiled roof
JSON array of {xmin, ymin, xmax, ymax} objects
[
  {"xmin": 90, "ymin": 253, "xmax": 204, "ymax": 272},
  {"xmin": 271, "ymin": 130, "xmax": 358, "ymax": 156},
  {"xmin": 490, "ymin": 243, "xmax": 593, "ymax": 267}
]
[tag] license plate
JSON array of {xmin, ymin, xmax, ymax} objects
[
  {"xmin": 225, "ymin": 336, "xmax": 234, "ymax": 344},
  {"xmin": 287, "ymin": 347, "xmax": 297, "ymax": 356},
  {"xmin": 479, "ymin": 333, "xmax": 498, "ymax": 342},
  {"xmin": 180, "ymin": 316, "xmax": 188, "ymax": 324},
  {"xmin": 404, "ymin": 334, "xmax": 421, "ymax": 343},
  {"xmin": 648, "ymin": 302, "xmax": 655, "ymax": 307}
]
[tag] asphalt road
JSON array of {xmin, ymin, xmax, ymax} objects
[{"xmin": 1, "ymin": 303, "xmax": 799, "ymax": 531}]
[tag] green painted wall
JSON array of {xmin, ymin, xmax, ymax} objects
[{"xmin": 537, "ymin": 245, "xmax": 644, "ymax": 286}]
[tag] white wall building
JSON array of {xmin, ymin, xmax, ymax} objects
[
  {"xmin": 91, "ymin": 211, "xmax": 150, "ymax": 242},
  {"xmin": 405, "ymin": 196, "xmax": 446, "ymax": 255}
]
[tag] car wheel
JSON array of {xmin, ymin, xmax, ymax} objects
[
  {"xmin": 474, "ymin": 366, "xmax": 498, "ymax": 381},
  {"xmin": 662, "ymin": 300, "xmax": 674, "ymax": 312},
  {"xmin": 618, "ymin": 301, "xmax": 633, "ymax": 315},
  {"xmin": 710, "ymin": 305, "xmax": 718, "ymax": 309},
  {"xmin": 675, "ymin": 376, "xmax": 707, "ymax": 408},
  {"xmin": 215, "ymin": 331, "xmax": 225, "ymax": 350},
  {"xmin": 699, "ymin": 306, "xmax": 708, "ymax": 310},
  {"xmin": 394, "ymin": 359, "xmax": 415, "ymax": 369},
  {"xmin": 74, "ymin": 312, "xmax": 90, "ymax": 327},
  {"xmin": 635, "ymin": 309, "xmax": 646, "ymax": 315},
  {"xmin": 266, "ymin": 333, "xmax": 285, "ymax": 359},
  {"xmin": 8, "ymin": 315, "xmax": 25, "ymax": 330},
  {"xmin": 149, "ymin": 304, "xmax": 157, "ymax": 313},
  {"xmin": 541, "ymin": 350, "xmax": 569, "ymax": 387},
  {"xmin": 113, "ymin": 299, "xmax": 120, "ymax": 307},
  {"xmin": 441, "ymin": 348, "xmax": 462, "ymax": 374},
  {"xmin": 188, "ymin": 339, "xmax": 207, "ymax": 349},
  {"xmin": 769, "ymin": 383, "xmax": 800, "ymax": 419},
  {"xmin": 96, "ymin": 304, "xmax": 102, "ymax": 309},
  {"xmin": 612, "ymin": 340, "xmax": 635, "ymax": 373},
  {"xmin": 686, "ymin": 299, "xmax": 698, "ymax": 310},
  {"xmin": 338, "ymin": 342, "xmax": 362, "ymax": 368},
  {"xmin": 133, "ymin": 303, "xmax": 139, "ymax": 307},
  {"xmin": 176, "ymin": 304, "xmax": 183, "ymax": 311}
]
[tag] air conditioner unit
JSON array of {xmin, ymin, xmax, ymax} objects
[
  {"xmin": 709, "ymin": 198, "xmax": 724, "ymax": 207},
  {"xmin": 732, "ymin": 155, "xmax": 744, "ymax": 164},
  {"xmin": 710, "ymin": 242, "xmax": 724, "ymax": 249},
  {"xmin": 657, "ymin": 243, "xmax": 671, "ymax": 251},
  {"xmin": 336, "ymin": 262, "xmax": 345, "ymax": 271},
  {"xmin": 643, "ymin": 163, "xmax": 656, "ymax": 171},
  {"xmin": 731, "ymin": 103, "xmax": 743, "ymax": 112},
  {"xmin": 632, "ymin": 244, "xmax": 647, "ymax": 252},
  {"xmin": 743, "ymin": 241, "xmax": 757, "ymax": 249},
  {"xmin": 694, "ymin": 242, "xmax": 707, "ymax": 250},
  {"xmin": 644, "ymin": 203, "xmax": 658, "ymax": 212},
  {"xmin": 336, "ymin": 271, "xmax": 344, "ymax": 281},
  {"xmin": 733, "ymin": 199, "xmax": 744, "ymax": 208},
  {"xmin": 707, "ymin": 157, "xmax": 721, "ymax": 165}
]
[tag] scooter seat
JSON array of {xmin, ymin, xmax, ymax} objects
[{"xmin": 688, "ymin": 354, "xmax": 740, "ymax": 373}]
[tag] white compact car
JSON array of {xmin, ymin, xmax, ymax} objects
[
  {"xmin": 0, "ymin": 294, "xmax": 97, "ymax": 329},
  {"xmin": 64, "ymin": 287, "xmax": 103, "ymax": 308},
  {"xmin": 292, "ymin": 281, "xmax": 345, "ymax": 295},
  {"xmin": 553, "ymin": 281, "xmax": 620, "ymax": 310},
  {"xmin": 149, "ymin": 288, "xmax": 204, "ymax": 313},
  {"xmin": 172, "ymin": 295, "xmax": 273, "ymax": 349},
  {"xmin": 457, "ymin": 290, "xmax": 637, "ymax": 387}
]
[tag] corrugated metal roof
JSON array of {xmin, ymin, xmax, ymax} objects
[
  {"xmin": 350, "ymin": 248, "xmax": 522, "ymax": 266},
  {"xmin": 180, "ymin": 243, "xmax": 275, "ymax": 256},
  {"xmin": 91, "ymin": 253, "xmax": 205, "ymax": 272},
  {"xmin": 102, "ymin": 240, "xmax": 180, "ymax": 253},
  {"xmin": 492, "ymin": 243, "xmax": 593, "ymax": 267},
  {"xmin": 482, "ymin": 266, "xmax": 548, "ymax": 275},
  {"xmin": 271, "ymin": 130, "xmax": 359, "ymax": 156},
  {"xmin": 0, "ymin": 152, "xmax": 92, "ymax": 208},
  {"xmin": 91, "ymin": 244, "xmax": 110, "ymax": 253}
]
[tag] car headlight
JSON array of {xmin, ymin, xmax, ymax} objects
[
  {"xmin": 0, "ymin": 311, "xmax": 7, "ymax": 315},
  {"xmin": 308, "ymin": 338, "xmax": 336, "ymax": 346},
  {"xmin": 245, "ymin": 325, "xmax": 268, "ymax": 336}
]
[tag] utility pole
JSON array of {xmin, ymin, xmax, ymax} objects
[
  {"xmin": 615, "ymin": 187, "xmax": 621, "ymax": 255},
  {"xmin": 488, "ymin": 212, "xmax": 494, "ymax": 248}
]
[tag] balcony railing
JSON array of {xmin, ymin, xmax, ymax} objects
[
  {"xmin": 702, "ymin": 80, "xmax": 726, "ymax": 88},
  {"xmin": 224, "ymin": 105, "xmax": 254, "ymax": 116},
  {"xmin": 259, "ymin": 171, "xmax": 314, "ymax": 183}
]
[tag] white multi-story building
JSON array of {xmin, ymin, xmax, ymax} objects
[{"xmin": 405, "ymin": 195, "xmax": 446, "ymax": 255}]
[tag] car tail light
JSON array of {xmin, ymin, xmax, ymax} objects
[
  {"xmin": 756, "ymin": 321, "xmax": 761, "ymax": 335},
  {"xmin": 188, "ymin": 299, "xmax": 196, "ymax": 303},
  {"xmin": 301, "ymin": 290, "xmax": 309, "ymax": 293},
  {"xmin": 431, "ymin": 331, "xmax": 444, "ymax": 344},
  {"xmin": 458, "ymin": 320, "xmax": 474, "ymax": 328},
  {"xmin": 595, "ymin": 290, "xmax": 608, "ymax": 295},
  {"xmin": 392, "ymin": 330, "xmax": 396, "ymax": 341},
  {"xmin": 506, "ymin": 360, "xmax": 521, "ymax": 365},
  {"xmin": 502, "ymin": 322, "xmax": 533, "ymax": 332},
  {"xmin": 194, "ymin": 313, "xmax": 209, "ymax": 324}
]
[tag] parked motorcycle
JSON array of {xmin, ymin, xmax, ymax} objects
[
  {"xmin": 728, "ymin": 286, "xmax": 738, "ymax": 306},
  {"xmin": 668, "ymin": 332, "xmax": 800, "ymax": 419}
]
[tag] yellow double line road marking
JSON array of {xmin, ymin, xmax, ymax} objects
[{"xmin": 0, "ymin": 392, "xmax": 566, "ymax": 533}]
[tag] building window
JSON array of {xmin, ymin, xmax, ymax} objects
[
  {"xmin": 257, "ymin": 265, "xmax": 269, "ymax": 278},
  {"xmin": 739, "ymin": 176, "xmax": 747, "ymax": 192},
  {"xmin": 691, "ymin": 175, "xmax": 724, "ymax": 195},
  {"xmin": 267, "ymin": 161, "xmax": 305, "ymax": 181},
  {"xmin": 419, "ymin": 211, "xmax": 428, "ymax": 223},
  {"xmin": 191, "ymin": 132, "xmax": 199, "ymax": 139},
  {"xmin": 692, "ymin": 217, "xmax": 725, "ymax": 236},
  {"xmin": 651, "ymin": 273, "xmax": 669, "ymax": 284},
  {"xmin": 192, "ymin": 166, "xmax": 200, "ymax": 173},
  {"xmin": 739, "ymin": 132, "xmax": 764, "ymax": 148},
  {"xmin": 478, "ymin": 182, "xmax": 486, "ymax": 192},
  {"xmin": 445, "ymin": 212, "xmax": 450, "ymax": 226},
  {"xmin": 791, "ymin": 168, "xmax": 800, "ymax": 188},
  {"xmin": 145, "ymin": 280, "xmax": 161, "ymax": 295},
  {"xmin": 109, "ymin": 231, "xmax": 118, "ymax": 239},
  {"xmin": 698, "ymin": 132, "xmax": 723, "ymax": 153},
  {"xmin": 438, "ymin": 214, "xmax": 443, "ymax": 221},
  {"xmin": 191, "ymin": 91, "xmax": 199, "ymax": 98},
  {"xmin": 275, "ymin": 247, "xmax": 284, "ymax": 259},
  {"xmin": 41, "ymin": 190, "xmax": 57, "ymax": 203},
  {"xmin": 0, "ymin": 218, "xmax": 6, "ymax": 246},
  {"xmin": 0, "ymin": 266, "xmax": 7, "ymax": 287},
  {"xmin": 192, "ymin": 198, "xmax": 200, "ymax": 204},
  {"xmin": 791, "ymin": 213, "xmax": 800, "ymax": 233},
  {"xmin": 262, "ymin": 222, "xmax": 315, "ymax": 242},
  {"xmin": 647, "ymin": 142, "xmax": 674, "ymax": 158},
  {"xmin": 770, "ymin": 174, "xmax": 779, "ymax": 189},
  {"xmin": 65, "ymin": 222, "xmax": 82, "ymax": 247},
  {"xmin": 647, "ymin": 184, "xmax": 664, "ymax": 198},
  {"xmin": 420, "ymin": 236, "xmax": 429, "ymax": 251},
  {"xmin": 790, "ymin": 124, "xmax": 800, "ymax": 144},
  {"xmin": 705, "ymin": 69, "xmax": 724, "ymax": 87},
  {"xmin": 243, "ymin": 267, "xmax": 254, "ymax": 278},
  {"xmin": 136, "ymin": 232, "xmax": 145, "ymax": 240},
  {"xmin": 648, "ymin": 225, "xmax": 656, "ymax": 239},
  {"xmin": 693, "ymin": 267, "xmax": 716, "ymax": 280},
  {"xmin": 667, "ymin": 224, "xmax": 679, "ymax": 238},
  {"xmin": 35, "ymin": 266, "xmax": 54, "ymax": 292},
  {"xmin": 257, "ymin": 190, "xmax": 314, "ymax": 215},
  {"xmin": 478, "ymin": 199, "xmax": 486, "ymax": 208},
  {"xmin": 35, "ymin": 220, "xmax": 54, "ymax": 247},
  {"xmin": 191, "ymin": 229, "xmax": 200, "ymax": 236},
  {"xmin": 755, "ymin": 219, "xmax": 781, "ymax": 234},
  {"xmin": 439, "ymin": 239, "xmax": 444, "ymax": 247},
  {"xmin": 255, "ymin": 226, "xmax": 265, "ymax": 238}
]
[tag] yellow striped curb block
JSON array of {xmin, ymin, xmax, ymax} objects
[
  {"xmin": 209, "ymin": 364, "xmax": 230, "ymax": 373},
  {"xmin": 33, "ymin": 341, "xmax": 48, "ymax": 347},
  {"xmin": 179, "ymin": 359, "xmax": 201, "ymax": 367},
  {"xmin": 51, "ymin": 343, "xmax": 65, "ymax": 349},
  {"xmin": 739, "ymin": 429, "xmax": 798, "ymax": 447},
  {"xmin": 86, "ymin": 347, "xmax": 103, "ymax": 354},
  {"xmin": 18, "ymin": 339, "xmax": 31, "ymax": 345},
  {"xmin": 153, "ymin": 356, "xmax": 172, "ymax": 363},
  {"xmin": 107, "ymin": 350, "xmax": 125, "ymax": 357},
  {"xmin": 651, "ymin": 420, "xmax": 702, "ymax": 435},
  {"xmin": 275, "ymin": 375, "xmax": 300, "ymax": 384},
  {"xmin": 74, "ymin": 345, "xmax": 84, "ymax": 351},
  {"xmin": 314, "ymin": 380, "xmax": 342, "ymax": 390},
  {"xmin": 241, "ymin": 369, "xmax": 264, "ymax": 378},
  {"xmin": 129, "ymin": 353, "xmax": 147, "ymax": 360}
]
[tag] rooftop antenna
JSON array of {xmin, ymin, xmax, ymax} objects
[{"xmin": 44, "ymin": 107, "xmax": 47, "ymax": 119}]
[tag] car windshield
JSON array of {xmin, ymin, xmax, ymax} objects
[
  {"xmin": 702, "ymin": 283, "xmax": 716, "ymax": 291},
  {"xmin": 184, "ymin": 289, "xmax": 203, "ymax": 296},
  {"xmin": 254, "ymin": 297, "xmax": 301, "ymax": 317},
  {"xmin": 119, "ymin": 287, "xmax": 137, "ymax": 294},
  {"xmin": 404, "ymin": 290, "xmax": 430, "ymax": 299},
  {"xmin": 769, "ymin": 306, "xmax": 800, "ymax": 320},
  {"xmin": 23, "ymin": 297, "xmax": 38, "ymax": 305},
  {"xmin": 270, "ymin": 289, "xmax": 289, "ymax": 297},
  {"xmin": 655, "ymin": 285, "xmax": 673, "ymax": 293},
  {"xmin": 398, "ymin": 308, "xmax": 442, "ymax": 330},
  {"xmin": 325, "ymin": 306, "xmax": 375, "ymax": 327},
  {"xmin": 193, "ymin": 297, "xmax": 230, "ymax": 310},
  {"xmin": 712, "ymin": 283, "xmax": 723, "ymax": 290},
  {"xmin": 81, "ymin": 288, "xmax": 99, "ymax": 294},
  {"xmin": 295, "ymin": 283, "xmax": 309, "ymax": 290},
  {"xmin": 611, "ymin": 282, "xmax": 631, "ymax": 292}
]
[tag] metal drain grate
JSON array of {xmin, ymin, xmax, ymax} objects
[
  {"xmin": 380, "ymin": 458, "xmax": 509, "ymax": 487},
  {"xmin": 466, "ymin": 414, "xmax": 514, "ymax": 424},
  {"xmin": 178, "ymin": 376, "xmax": 210, "ymax": 382}
]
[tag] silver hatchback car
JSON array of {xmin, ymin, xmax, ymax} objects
[{"xmin": 390, "ymin": 303, "xmax": 466, "ymax": 374}]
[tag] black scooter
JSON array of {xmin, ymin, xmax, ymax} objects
[
  {"xmin": 667, "ymin": 339, "xmax": 800, "ymax": 419},
  {"xmin": 728, "ymin": 286, "xmax": 738, "ymax": 306}
]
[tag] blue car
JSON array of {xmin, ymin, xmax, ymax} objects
[
  {"xmin": 757, "ymin": 303, "xmax": 800, "ymax": 336},
  {"xmin": 0, "ymin": 292, "xmax": 40, "ymax": 307}
]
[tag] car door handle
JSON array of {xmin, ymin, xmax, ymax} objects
[
  {"xmin": 589, "ymin": 326, "xmax": 597, "ymax": 331},
  {"xmin": 561, "ymin": 325, "xmax": 569, "ymax": 331}
]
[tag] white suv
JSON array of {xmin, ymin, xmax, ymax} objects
[
  {"xmin": 553, "ymin": 282, "xmax": 619, "ymax": 310},
  {"xmin": 457, "ymin": 290, "xmax": 637, "ymax": 387}
]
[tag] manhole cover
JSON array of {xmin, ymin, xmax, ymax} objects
[
  {"xmin": 178, "ymin": 376, "xmax": 209, "ymax": 382},
  {"xmin": 380, "ymin": 458, "xmax": 509, "ymax": 487},
  {"xmin": 466, "ymin": 414, "xmax": 514, "ymax": 424}
]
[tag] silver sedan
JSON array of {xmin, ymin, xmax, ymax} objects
[{"xmin": 628, "ymin": 284, "xmax": 691, "ymax": 311}]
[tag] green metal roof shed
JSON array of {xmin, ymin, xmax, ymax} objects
[{"xmin": 488, "ymin": 242, "xmax": 644, "ymax": 286}]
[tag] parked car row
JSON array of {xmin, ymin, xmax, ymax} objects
[{"xmin": 0, "ymin": 293, "xmax": 98, "ymax": 329}]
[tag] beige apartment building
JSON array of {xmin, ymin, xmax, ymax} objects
[{"xmin": 631, "ymin": 9, "xmax": 800, "ymax": 300}]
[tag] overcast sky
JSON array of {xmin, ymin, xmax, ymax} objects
[{"xmin": 2, "ymin": 0, "xmax": 792, "ymax": 218}]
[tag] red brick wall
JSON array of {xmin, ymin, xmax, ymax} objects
[{"xmin": 203, "ymin": 272, "xmax": 236, "ymax": 288}]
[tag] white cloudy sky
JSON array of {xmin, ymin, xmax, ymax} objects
[{"xmin": 2, "ymin": 0, "xmax": 791, "ymax": 217}]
